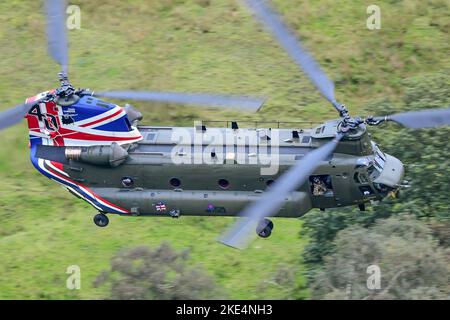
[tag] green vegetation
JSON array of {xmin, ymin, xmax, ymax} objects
[
  {"xmin": 94, "ymin": 243, "xmax": 227, "ymax": 300},
  {"xmin": 309, "ymin": 215, "xmax": 449, "ymax": 300},
  {"xmin": 0, "ymin": 0, "xmax": 448, "ymax": 299}
]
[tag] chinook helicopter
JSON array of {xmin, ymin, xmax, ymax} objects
[{"xmin": 1, "ymin": 0, "xmax": 449, "ymax": 249}]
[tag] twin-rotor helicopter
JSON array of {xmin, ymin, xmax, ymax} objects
[{"xmin": 1, "ymin": 0, "xmax": 449, "ymax": 248}]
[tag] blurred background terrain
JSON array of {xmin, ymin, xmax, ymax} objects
[{"xmin": 0, "ymin": 0, "xmax": 448, "ymax": 299}]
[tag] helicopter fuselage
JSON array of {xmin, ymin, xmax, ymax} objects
[
  {"xmin": 85, "ymin": 125, "xmax": 404, "ymax": 218},
  {"xmin": 26, "ymin": 95, "xmax": 404, "ymax": 219}
]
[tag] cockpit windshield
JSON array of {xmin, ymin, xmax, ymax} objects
[{"xmin": 366, "ymin": 143, "xmax": 386, "ymax": 180}]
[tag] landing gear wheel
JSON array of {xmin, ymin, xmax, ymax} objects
[
  {"xmin": 93, "ymin": 213, "xmax": 109, "ymax": 227},
  {"xmin": 256, "ymin": 218, "xmax": 274, "ymax": 238}
]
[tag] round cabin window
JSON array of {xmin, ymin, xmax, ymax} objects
[
  {"xmin": 122, "ymin": 177, "xmax": 134, "ymax": 188},
  {"xmin": 170, "ymin": 177, "xmax": 181, "ymax": 188},
  {"xmin": 218, "ymin": 179, "xmax": 230, "ymax": 189}
]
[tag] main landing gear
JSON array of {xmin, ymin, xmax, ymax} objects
[
  {"xmin": 256, "ymin": 218, "xmax": 274, "ymax": 238},
  {"xmin": 93, "ymin": 213, "xmax": 109, "ymax": 227}
]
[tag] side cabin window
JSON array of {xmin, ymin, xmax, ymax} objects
[{"xmin": 309, "ymin": 175, "xmax": 334, "ymax": 197}]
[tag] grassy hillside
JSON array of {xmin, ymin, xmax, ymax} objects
[{"xmin": 0, "ymin": 0, "xmax": 448, "ymax": 299}]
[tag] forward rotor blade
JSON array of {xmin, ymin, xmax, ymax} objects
[
  {"xmin": 94, "ymin": 91, "xmax": 265, "ymax": 112},
  {"xmin": 45, "ymin": 0, "xmax": 69, "ymax": 73},
  {"xmin": 244, "ymin": 0, "xmax": 339, "ymax": 110},
  {"xmin": 0, "ymin": 103, "xmax": 33, "ymax": 131},
  {"xmin": 220, "ymin": 133, "xmax": 344, "ymax": 249},
  {"xmin": 382, "ymin": 108, "xmax": 450, "ymax": 129}
]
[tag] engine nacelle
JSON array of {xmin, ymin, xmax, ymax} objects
[
  {"xmin": 124, "ymin": 104, "xmax": 143, "ymax": 126},
  {"xmin": 65, "ymin": 142, "xmax": 129, "ymax": 167}
]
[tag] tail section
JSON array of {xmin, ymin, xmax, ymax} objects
[
  {"xmin": 25, "ymin": 91, "xmax": 137, "ymax": 215},
  {"xmin": 25, "ymin": 92, "xmax": 142, "ymax": 148}
]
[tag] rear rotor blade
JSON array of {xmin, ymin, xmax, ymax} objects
[
  {"xmin": 95, "ymin": 91, "xmax": 265, "ymax": 112},
  {"xmin": 45, "ymin": 0, "xmax": 69, "ymax": 73},
  {"xmin": 244, "ymin": 0, "xmax": 340, "ymax": 110},
  {"xmin": 0, "ymin": 103, "xmax": 34, "ymax": 131},
  {"xmin": 383, "ymin": 108, "xmax": 450, "ymax": 129},
  {"xmin": 220, "ymin": 133, "xmax": 344, "ymax": 249}
]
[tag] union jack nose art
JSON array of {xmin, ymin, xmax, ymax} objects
[
  {"xmin": 25, "ymin": 92, "xmax": 142, "ymax": 147},
  {"xmin": 24, "ymin": 91, "xmax": 142, "ymax": 215}
]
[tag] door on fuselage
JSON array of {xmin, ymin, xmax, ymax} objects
[{"xmin": 309, "ymin": 174, "xmax": 336, "ymax": 209}]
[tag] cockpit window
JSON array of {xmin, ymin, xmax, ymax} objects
[
  {"xmin": 367, "ymin": 143, "xmax": 386, "ymax": 180},
  {"xmin": 374, "ymin": 155, "xmax": 384, "ymax": 171},
  {"xmin": 367, "ymin": 162, "xmax": 379, "ymax": 180},
  {"xmin": 372, "ymin": 143, "xmax": 386, "ymax": 160},
  {"xmin": 376, "ymin": 149, "xmax": 386, "ymax": 161}
]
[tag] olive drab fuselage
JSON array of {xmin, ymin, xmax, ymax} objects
[{"xmin": 58, "ymin": 120, "xmax": 404, "ymax": 218}]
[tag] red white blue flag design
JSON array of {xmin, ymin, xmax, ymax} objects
[{"xmin": 155, "ymin": 202, "xmax": 167, "ymax": 212}]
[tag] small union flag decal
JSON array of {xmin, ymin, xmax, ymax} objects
[{"xmin": 155, "ymin": 202, "xmax": 167, "ymax": 212}]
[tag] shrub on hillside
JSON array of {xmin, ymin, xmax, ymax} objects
[
  {"xmin": 309, "ymin": 215, "xmax": 450, "ymax": 300},
  {"xmin": 94, "ymin": 243, "xmax": 226, "ymax": 300}
]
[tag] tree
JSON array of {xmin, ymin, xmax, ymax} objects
[
  {"xmin": 256, "ymin": 264, "xmax": 309, "ymax": 300},
  {"xmin": 302, "ymin": 208, "xmax": 394, "ymax": 264},
  {"xmin": 309, "ymin": 215, "xmax": 449, "ymax": 300},
  {"xmin": 94, "ymin": 243, "xmax": 226, "ymax": 300}
]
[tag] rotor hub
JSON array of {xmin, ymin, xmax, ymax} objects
[
  {"xmin": 53, "ymin": 72, "xmax": 80, "ymax": 106},
  {"xmin": 336, "ymin": 105, "xmax": 366, "ymax": 134}
]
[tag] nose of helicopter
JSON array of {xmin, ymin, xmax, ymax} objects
[{"xmin": 374, "ymin": 154, "xmax": 405, "ymax": 189}]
